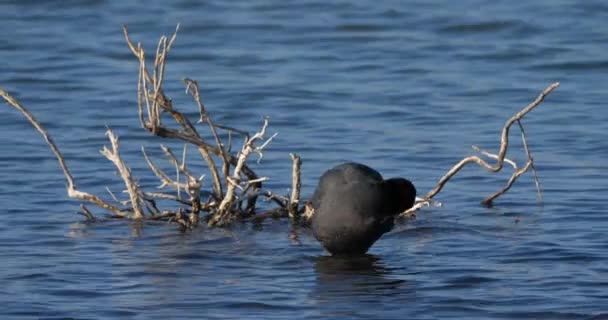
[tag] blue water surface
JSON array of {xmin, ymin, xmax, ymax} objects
[{"xmin": 0, "ymin": 1, "xmax": 607, "ymax": 319}]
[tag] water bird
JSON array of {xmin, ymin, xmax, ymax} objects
[{"xmin": 310, "ymin": 162, "xmax": 416, "ymax": 255}]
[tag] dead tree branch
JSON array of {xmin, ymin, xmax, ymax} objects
[
  {"xmin": 100, "ymin": 129, "xmax": 145, "ymax": 218},
  {"xmin": 159, "ymin": 144, "xmax": 202, "ymax": 226},
  {"xmin": 209, "ymin": 118, "xmax": 277, "ymax": 226},
  {"xmin": 3, "ymin": 25, "xmax": 559, "ymax": 229},
  {"xmin": 479, "ymin": 120, "xmax": 542, "ymax": 206},
  {"xmin": 288, "ymin": 153, "xmax": 302, "ymax": 220},
  {"xmin": 142, "ymin": 146, "xmax": 187, "ymax": 191},
  {"xmin": 517, "ymin": 120, "xmax": 543, "ymax": 202},
  {"xmin": 183, "ymin": 78, "xmax": 226, "ymax": 199},
  {"xmin": 0, "ymin": 89, "xmax": 128, "ymax": 217},
  {"xmin": 2, "ymin": 26, "xmax": 295, "ymax": 227},
  {"xmin": 123, "ymin": 25, "xmax": 263, "ymax": 211},
  {"xmin": 402, "ymin": 82, "xmax": 559, "ymax": 216}
]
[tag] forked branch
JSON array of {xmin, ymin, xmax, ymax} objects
[
  {"xmin": 100, "ymin": 129, "xmax": 144, "ymax": 218},
  {"xmin": 402, "ymin": 82, "xmax": 559, "ymax": 216},
  {"xmin": 209, "ymin": 118, "xmax": 277, "ymax": 226},
  {"xmin": 0, "ymin": 89, "xmax": 127, "ymax": 217}
]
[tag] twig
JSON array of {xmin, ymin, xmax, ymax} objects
[
  {"xmin": 481, "ymin": 162, "xmax": 532, "ymax": 206},
  {"xmin": 100, "ymin": 129, "xmax": 144, "ymax": 219},
  {"xmin": 248, "ymin": 208, "xmax": 289, "ymax": 223},
  {"xmin": 517, "ymin": 120, "xmax": 542, "ymax": 202},
  {"xmin": 139, "ymin": 194, "xmax": 161, "ymax": 216},
  {"xmin": 236, "ymin": 189, "xmax": 288, "ymax": 209},
  {"xmin": 183, "ymin": 78, "xmax": 226, "ymax": 198},
  {"xmin": 196, "ymin": 147, "xmax": 223, "ymax": 198},
  {"xmin": 302, "ymin": 202, "xmax": 315, "ymax": 223},
  {"xmin": 214, "ymin": 124, "xmax": 249, "ymax": 139},
  {"xmin": 105, "ymin": 186, "xmax": 123, "ymax": 204},
  {"xmin": 124, "ymin": 25, "xmax": 263, "ymax": 210},
  {"xmin": 160, "ymin": 145, "xmax": 199, "ymax": 183},
  {"xmin": 209, "ymin": 118, "xmax": 276, "ymax": 226},
  {"xmin": 288, "ymin": 153, "xmax": 302, "ymax": 219},
  {"xmin": 472, "ymin": 145, "xmax": 518, "ymax": 169},
  {"xmin": 0, "ymin": 89, "xmax": 127, "ymax": 217},
  {"xmin": 479, "ymin": 119, "xmax": 543, "ymax": 206},
  {"xmin": 403, "ymin": 197, "xmax": 443, "ymax": 216},
  {"xmin": 142, "ymin": 191, "xmax": 190, "ymax": 205},
  {"xmin": 79, "ymin": 205, "xmax": 96, "ymax": 222},
  {"xmin": 159, "ymin": 145, "xmax": 202, "ymax": 226},
  {"xmin": 142, "ymin": 146, "xmax": 187, "ymax": 190},
  {"xmin": 420, "ymin": 82, "xmax": 559, "ymax": 201}
]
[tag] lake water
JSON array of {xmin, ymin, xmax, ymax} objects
[{"xmin": 1, "ymin": 1, "xmax": 607, "ymax": 319}]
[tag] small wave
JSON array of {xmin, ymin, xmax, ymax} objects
[
  {"xmin": 335, "ymin": 24, "xmax": 390, "ymax": 33},
  {"xmin": 530, "ymin": 60, "xmax": 608, "ymax": 71},
  {"xmin": 439, "ymin": 20, "xmax": 520, "ymax": 34}
]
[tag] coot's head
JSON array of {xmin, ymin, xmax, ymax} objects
[{"xmin": 383, "ymin": 178, "xmax": 417, "ymax": 214}]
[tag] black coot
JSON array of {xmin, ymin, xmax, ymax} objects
[{"xmin": 310, "ymin": 162, "xmax": 416, "ymax": 255}]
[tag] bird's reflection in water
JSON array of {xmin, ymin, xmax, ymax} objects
[
  {"xmin": 315, "ymin": 254, "xmax": 387, "ymax": 277},
  {"xmin": 312, "ymin": 254, "xmax": 410, "ymax": 300}
]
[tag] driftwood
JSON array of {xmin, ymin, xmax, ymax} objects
[
  {"xmin": 0, "ymin": 26, "xmax": 302, "ymax": 229},
  {"xmin": 402, "ymin": 82, "xmax": 559, "ymax": 216},
  {"xmin": 0, "ymin": 25, "xmax": 558, "ymax": 228}
]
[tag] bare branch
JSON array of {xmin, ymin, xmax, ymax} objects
[
  {"xmin": 399, "ymin": 82, "xmax": 558, "ymax": 217},
  {"xmin": 142, "ymin": 146, "xmax": 185, "ymax": 190},
  {"xmin": 248, "ymin": 208, "xmax": 288, "ymax": 224},
  {"xmin": 4, "ymin": 26, "xmax": 291, "ymax": 227},
  {"xmin": 79, "ymin": 205, "xmax": 96, "ymax": 222},
  {"xmin": 482, "ymin": 162, "xmax": 533, "ymax": 206},
  {"xmin": 183, "ymin": 78, "xmax": 226, "ymax": 198},
  {"xmin": 105, "ymin": 186, "xmax": 129, "ymax": 205},
  {"xmin": 472, "ymin": 145, "xmax": 517, "ymax": 169},
  {"xmin": 142, "ymin": 191, "xmax": 189, "ymax": 204},
  {"xmin": 124, "ymin": 25, "xmax": 263, "ymax": 210},
  {"xmin": 1, "ymin": 89, "xmax": 127, "ymax": 217},
  {"xmin": 517, "ymin": 120, "xmax": 542, "ymax": 202},
  {"xmin": 159, "ymin": 145, "xmax": 202, "ymax": 226},
  {"xmin": 479, "ymin": 119, "xmax": 543, "ymax": 206},
  {"xmin": 235, "ymin": 189, "xmax": 288, "ymax": 209},
  {"xmin": 160, "ymin": 145, "xmax": 198, "ymax": 183},
  {"xmin": 422, "ymin": 82, "xmax": 559, "ymax": 201},
  {"xmin": 302, "ymin": 202, "xmax": 315, "ymax": 223},
  {"xmin": 209, "ymin": 118, "xmax": 276, "ymax": 226},
  {"xmin": 0, "ymin": 90, "xmax": 76, "ymax": 190},
  {"xmin": 214, "ymin": 124, "xmax": 249, "ymax": 139},
  {"xmin": 196, "ymin": 147, "xmax": 223, "ymax": 198},
  {"xmin": 403, "ymin": 197, "xmax": 443, "ymax": 216},
  {"xmin": 100, "ymin": 129, "xmax": 144, "ymax": 219},
  {"xmin": 288, "ymin": 153, "xmax": 302, "ymax": 219}
]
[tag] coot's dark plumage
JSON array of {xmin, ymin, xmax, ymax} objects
[{"xmin": 310, "ymin": 162, "xmax": 416, "ymax": 255}]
